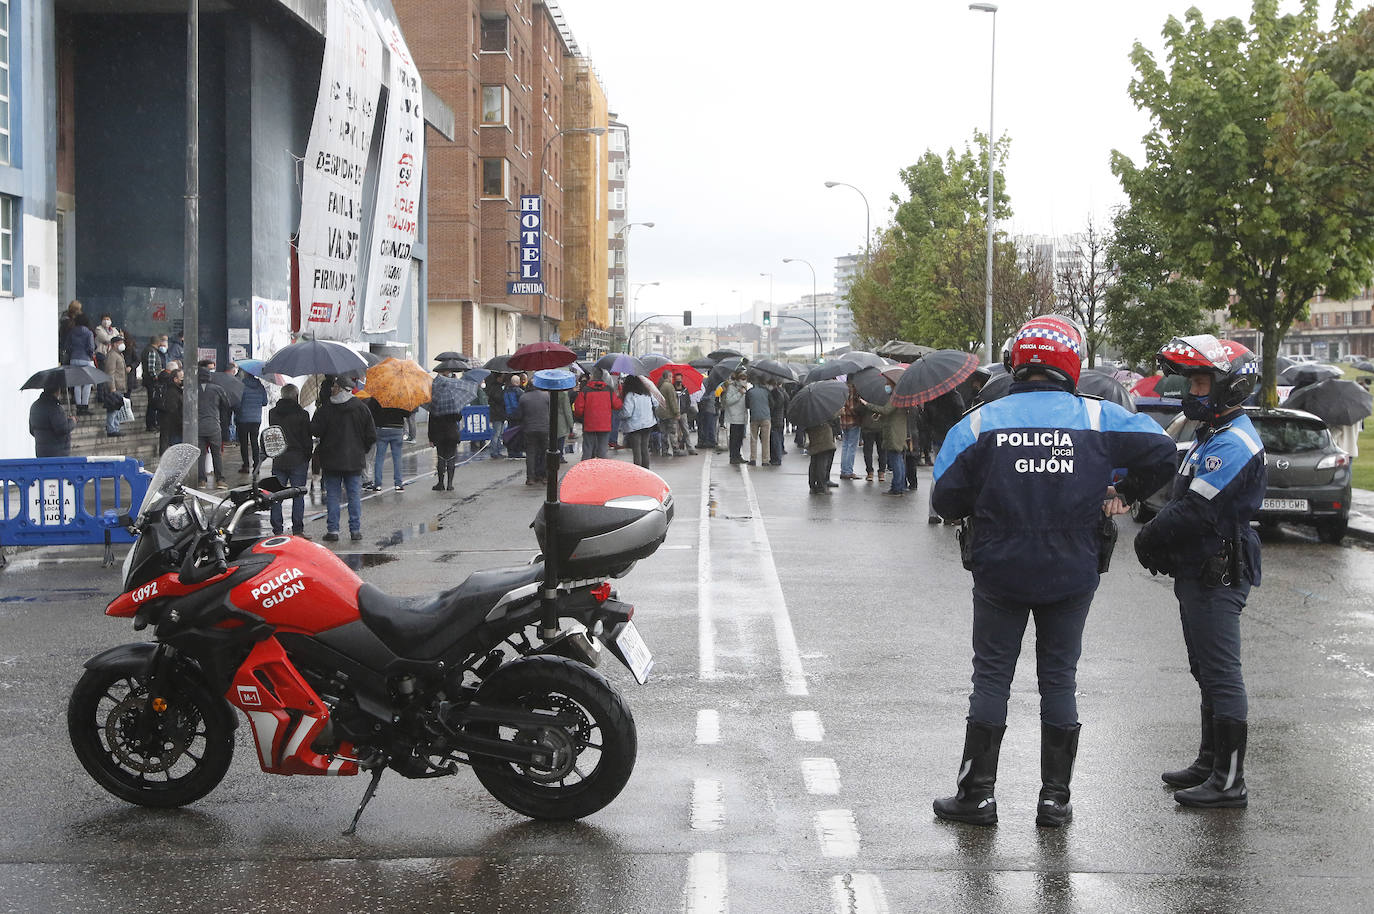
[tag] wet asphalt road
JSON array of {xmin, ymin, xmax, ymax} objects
[{"xmin": 2, "ymin": 442, "xmax": 1373, "ymax": 913}]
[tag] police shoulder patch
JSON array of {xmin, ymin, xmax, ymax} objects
[{"xmin": 1204, "ymin": 454, "xmax": 1224, "ymax": 472}]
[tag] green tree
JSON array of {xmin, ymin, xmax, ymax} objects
[
  {"xmin": 1103, "ymin": 203, "xmax": 1213, "ymax": 371},
  {"xmin": 1112, "ymin": 1, "xmax": 1374, "ymax": 404}
]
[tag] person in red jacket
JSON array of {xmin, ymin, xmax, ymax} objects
[{"xmin": 573, "ymin": 371, "xmax": 623, "ymax": 459}]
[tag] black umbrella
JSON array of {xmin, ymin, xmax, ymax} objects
[
  {"xmin": 1077, "ymin": 368, "xmax": 1136, "ymax": 412},
  {"xmin": 750, "ymin": 359, "xmax": 794, "ymax": 382},
  {"xmin": 1279, "ymin": 363, "xmax": 1342, "ymax": 387},
  {"xmin": 210, "ymin": 371, "xmax": 245, "ymax": 407},
  {"xmin": 21, "ymin": 364, "xmax": 111, "ymax": 390},
  {"xmin": 596, "ymin": 353, "xmax": 645, "ymax": 375},
  {"xmin": 876, "ymin": 340, "xmax": 935, "ymax": 361},
  {"xmin": 688, "ymin": 357, "xmax": 717, "ymax": 371},
  {"xmin": 1275, "ymin": 355, "xmax": 1297, "ymax": 373},
  {"xmin": 434, "ymin": 350, "xmax": 470, "ymax": 362},
  {"xmin": 890, "ymin": 349, "xmax": 981, "ymax": 408},
  {"xmin": 786, "ymin": 380, "xmax": 848, "ymax": 428},
  {"xmin": 639, "ymin": 354, "xmax": 671, "ymax": 371},
  {"xmin": 974, "ymin": 372, "xmax": 1013, "ymax": 405},
  {"xmin": 850, "ymin": 367, "xmax": 891, "ymax": 406},
  {"xmin": 1354, "ymin": 361, "xmax": 1374, "ymax": 374},
  {"xmin": 840, "ymin": 351, "xmax": 886, "ymax": 370},
  {"xmin": 708, "ymin": 348, "xmax": 744, "ymax": 361},
  {"xmin": 706, "ymin": 357, "xmax": 746, "ymax": 394},
  {"xmin": 804, "ymin": 360, "xmax": 859, "ymax": 385},
  {"xmin": 359, "ymin": 350, "xmax": 385, "ymax": 367},
  {"xmin": 434, "ymin": 359, "xmax": 471, "ymax": 373},
  {"xmin": 262, "ymin": 339, "xmax": 370, "ymax": 377},
  {"xmin": 1282, "ymin": 378, "xmax": 1373, "ymax": 427},
  {"xmin": 485, "ymin": 354, "xmax": 513, "ymax": 372}
]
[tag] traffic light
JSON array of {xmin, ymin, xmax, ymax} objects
[
  {"xmin": 763, "ymin": 311, "xmax": 771, "ymax": 326},
  {"xmin": 683, "ymin": 310, "xmax": 692, "ymax": 326}
]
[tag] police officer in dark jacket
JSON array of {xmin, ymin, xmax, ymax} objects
[
  {"xmin": 267, "ymin": 383, "xmax": 314, "ymax": 537},
  {"xmin": 1134, "ymin": 335, "xmax": 1265, "ymax": 809},
  {"xmin": 931, "ymin": 315, "xmax": 1176, "ymax": 827}
]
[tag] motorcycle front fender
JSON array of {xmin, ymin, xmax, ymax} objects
[{"xmin": 81, "ymin": 642, "xmax": 238, "ymax": 731}]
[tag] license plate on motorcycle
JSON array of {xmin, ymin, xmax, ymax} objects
[
  {"xmin": 1262, "ymin": 497, "xmax": 1308, "ymax": 513},
  {"xmin": 615, "ymin": 621, "xmax": 654, "ymax": 685}
]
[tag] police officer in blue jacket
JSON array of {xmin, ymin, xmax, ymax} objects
[
  {"xmin": 1134, "ymin": 335, "xmax": 1265, "ymax": 809},
  {"xmin": 931, "ymin": 316, "xmax": 1176, "ymax": 827}
]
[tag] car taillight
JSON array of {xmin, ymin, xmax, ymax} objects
[
  {"xmin": 591, "ymin": 582, "xmax": 612, "ymax": 603},
  {"xmin": 1316, "ymin": 452, "xmax": 1351, "ymax": 470}
]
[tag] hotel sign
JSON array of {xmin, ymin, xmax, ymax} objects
[{"xmin": 507, "ymin": 195, "xmax": 544, "ymax": 295}]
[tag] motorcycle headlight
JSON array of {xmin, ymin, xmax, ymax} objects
[{"xmin": 164, "ymin": 501, "xmax": 191, "ymax": 532}]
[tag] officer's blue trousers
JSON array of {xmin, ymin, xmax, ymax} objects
[
  {"xmin": 968, "ymin": 587, "xmax": 1095, "ymax": 727},
  {"xmin": 1174, "ymin": 576, "xmax": 1249, "ymax": 721}
]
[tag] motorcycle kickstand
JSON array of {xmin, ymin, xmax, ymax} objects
[{"xmin": 342, "ymin": 765, "xmax": 386, "ymax": 837}]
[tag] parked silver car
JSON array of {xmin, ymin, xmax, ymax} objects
[{"xmin": 1131, "ymin": 407, "xmax": 1353, "ymax": 543}]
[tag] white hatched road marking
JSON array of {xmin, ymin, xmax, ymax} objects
[
  {"xmin": 690, "ymin": 777, "xmax": 725, "ymax": 832},
  {"xmin": 698, "ymin": 455, "xmax": 717, "ymax": 680},
  {"xmin": 740, "ymin": 466, "xmax": 809, "ymax": 696},
  {"xmin": 696, "ymin": 709, "xmax": 720, "ymax": 745},
  {"xmin": 802, "ymin": 757, "xmax": 841, "ymax": 795},
  {"xmin": 683, "ymin": 851, "xmax": 729, "ymax": 914},
  {"xmin": 832, "ymin": 873, "xmax": 890, "ymax": 914},
  {"xmin": 792, "ymin": 710, "xmax": 825, "ymax": 742},
  {"xmin": 815, "ymin": 809, "xmax": 861, "ymax": 858}
]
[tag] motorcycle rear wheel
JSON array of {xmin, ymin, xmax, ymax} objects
[
  {"xmin": 469, "ymin": 655, "xmax": 636, "ymax": 820},
  {"xmin": 68, "ymin": 661, "xmax": 234, "ymax": 807}
]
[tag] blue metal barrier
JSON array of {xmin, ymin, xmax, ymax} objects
[
  {"xmin": 0, "ymin": 457, "xmax": 151, "ymax": 567},
  {"xmin": 460, "ymin": 406, "xmax": 492, "ymax": 442}
]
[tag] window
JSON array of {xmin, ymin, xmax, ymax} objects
[
  {"xmin": 608, "ymin": 130, "xmax": 626, "ymax": 152},
  {"xmin": 0, "ymin": 0, "xmax": 10, "ymax": 164},
  {"xmin": 0, "ymin": 195, "xmax": 13, "ymax": 294},
  {"xmin": 481, "ymin": 158, "xmax": 508, "ymax": 199},
  {"xmin": 610, "ymin": 188, "xmax": 626, "ymax": 211},
  {"xmin": 480, "ymin": 14, "xmax": 508, "ymax": 52},
  {"xmin": 481, "ymin": 86, "xmax": 508, "ymax": 126}
]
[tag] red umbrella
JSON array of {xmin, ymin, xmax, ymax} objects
[
  {"xmin": 508, "ymin": 341, "xmax": 577, "ymax": 372},
  {"xmin": 647, "ymin": 363, "xmax": 704, "ymax": 394},
  {"xmin": 1130, "ymin": 375, "xmax": 1163, "ymax": 398}
]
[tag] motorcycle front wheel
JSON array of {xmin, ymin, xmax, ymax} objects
[
  {"xmin": 469, "ymin": 655, "xmax": 637, "ymax": 820},
  {"xmin": 68, "ymin": 659, "xmax": 235, "ymax": 807}
]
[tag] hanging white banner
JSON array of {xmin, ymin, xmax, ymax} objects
[
  {"xmin": 298, "ymin": 0, "xmax": 383, "ymax": 342},
  {"xmin": 362, "ymin": 7, "xmax": 424, "ymax": 335}
]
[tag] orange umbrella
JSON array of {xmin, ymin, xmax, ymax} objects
[{"xmin": 358, "ymin": 357, "xmax": 432, "ymax": 411}]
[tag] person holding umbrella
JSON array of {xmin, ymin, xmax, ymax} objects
[
  {"xmin": 929, "ymin": 316, "xmax": 1176, "ymax": 828},
  {"xmin": 617, "ymin": 375, "xmax": 658, "ymax": 468},
  {"xmin": 267, "ymin": 383, "xmax": 314, "ymax": 538},
  {"xmin": 428, "ymin": 364, "xmax": 467, "ymax": 491},
  {"xmin": 312, "ymin": 375, "xmax": 377, "ymax": 541},
  {"xmin": 28, "ymin": 375, "xmax": 75, "ymax": 456},
  {"xmin": 573, "ymin": 369, "xmax": 622, "ymax": 459}
]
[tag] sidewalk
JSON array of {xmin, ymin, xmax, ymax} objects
[{"xmin": 1348, "ymin": 487, "xmax": 1374, "ymax": 543}]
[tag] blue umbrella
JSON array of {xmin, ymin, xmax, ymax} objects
[
  {"xmin": 430, "ymin": 373, "xmax": 482, "ymax": 415},
  {"xmin": 236, "ymin": 359, "xmax": 266, "ymax": 378},
  {"xmin": 595, "ymin": 353, "xmax": 644, "ymax": 376}
]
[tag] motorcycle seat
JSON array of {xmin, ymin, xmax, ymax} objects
[{"xmin": 356, "ymin": 564, "xmax": 546, "ymax": 659}]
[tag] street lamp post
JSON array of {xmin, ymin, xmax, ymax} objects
[
  {"xmin": 759, "ymin": 272, "xmax": 773, "ymax": 357},
  {"xmin": 970, "ymin": 2, "xmax": 998, "ymax": 360},
  {"xmin": 629, "ymin": 281, "xmax": 659, "ymax": 354},
  {"xmin": 824, "ymin": 181, "xmax": 871, "ymax": 262},
  {"xmin": 782, "ymin": 258, "xmax": 818, "ymax": 360},
  {"xmin": 614, "ymin": 222, "xmax": 654, "ymax": 350},
  {"xmin": 537, "ymin": 126, "xmax": 606, "ymax": 342}
]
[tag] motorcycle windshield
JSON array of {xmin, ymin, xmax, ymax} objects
[{"xmin": 136, "ymin": 443, "xmax": 203, "ymax": 523}]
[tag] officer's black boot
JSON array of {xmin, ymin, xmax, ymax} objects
[
  {"xmin": 431, "ymin": 458, "xmax": 445, "ymax": 491},
  {"xmin": 933, "ymin": 721, "xmax": 1005, "ymax": 826},
  {"xmin": 445, "ymin": 461, "xmax": 456, "ymax": 491},
  {"xmin": 1174, "ymin": 717, "xmax": 1247, "ymax": 808},
  {"xmin": 1036, "ymin": 722, "xmax": 1080, "ymax": 827},
  {"xmin": 1162, "ymin": 702, "xmax": 1214, "ymax": 788}
]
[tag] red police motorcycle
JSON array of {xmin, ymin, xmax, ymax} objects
[{"xmin": 68, "ymin": 438, "xmax": 670, "ymax": 832}]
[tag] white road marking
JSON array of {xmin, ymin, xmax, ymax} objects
[
  {"xmin": 698, "ymin": 455, "xmax": 717, "ymax": 680},
  {"xmin": 683, "ymin": 851, "xmax": 729, "ymax": 914},
  {"xmin": 792, "ymin": 710, "xmax": 825, "ymax": 742},
  {"xmin": 802, "ymin": 757, "xmax": 841, "ymax": 795},
  {"xmin": 690, "ymin": 778, "xmax": 725, "ymax": 832},
  {"xmin": 696, "ymin": 709, "xmax": 721, "ymax": 745},
  {"xmin": 815, "ymin": 809, "xmax": 861, "ymax": 858},
  {"xmin": 739, "ymin": 466, "xmax": 809, "ymax": 696},
  {"xmin": 831, "ymin": 873, "xmax": 890, "ymax": 914}
]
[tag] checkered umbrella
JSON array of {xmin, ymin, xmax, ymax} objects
[{"xmin": 889, "ymin": 350, "xmax": 980, "ymax": 408}]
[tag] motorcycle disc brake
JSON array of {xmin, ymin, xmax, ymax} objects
[
  {"xmin": 511, "ymin": 694, "xmax": 588, "ymax": 783},
  {"xmin": 105, "ymin": 693, "xmax": 195, "ymax": 774}
]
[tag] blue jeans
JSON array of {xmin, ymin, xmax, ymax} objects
[
  {"xmin": 489, "ymin": 419, "xmax": 507, "ymax": 457},
  {"xmin": 374, "ymin": 427, "xmax": 404, "ymax": 487},
  {"xmin": 839, "ymin": 426, "xmax": 861, "ymax": 475},
  {"xmin": 1175, "ymin": 576, "xmax": 1250, "ymax": 721},
  {"xmin": 323, "ymin": 472, "xmax": 363, "ymax": 535},
  {"xmin": 769, "ymin": 423, "xmax": 784, "ymax": 463},
  {"xmin": 886, "ymin": 450, "xmax": 907, "ymax": 493},
  {"xmin": 70, "ymin": 358, "xmax": 94, "ymax": 405},
  {"xmin": 105, "ymin": 403, "xmax": 123, "ymax": 434},
  {"xmin": 270, "ymin": 463, "xmax": 309, "ymax": 534},
  {"xmin": 969, "ymin": 586, "xmax": 1095, "ymax": 727}
]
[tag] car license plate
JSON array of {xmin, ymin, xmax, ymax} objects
[
  {"xmin": 614, "ymin": 621, "xmax": 654, "ymax": 685},
  {"xmin": 1262, "ymin": 497, "xmax": 1309, "ymax": 512}
]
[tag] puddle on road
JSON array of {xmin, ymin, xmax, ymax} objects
[{"xmin": 338, "ymin": 553, "xmax": 400, "ymax": 571}]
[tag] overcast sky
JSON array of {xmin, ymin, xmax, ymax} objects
[{"xmin": 551, "ymin": 0, "xmax": 1339, "ymax": 324}]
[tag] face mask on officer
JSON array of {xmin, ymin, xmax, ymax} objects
[{"xmin": 1181, "ymin": 392, "xmax": 1212, "ymax": 421}]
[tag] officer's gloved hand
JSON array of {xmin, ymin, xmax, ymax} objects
[{"xmin": 1133, "ymin": 533, "xmax": 1171, "ymax": 576}]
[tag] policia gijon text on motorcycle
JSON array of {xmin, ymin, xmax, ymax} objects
[
  {"xmin": 930, "ymin": 315, "xmax": 1177, "ymax": 827},
  {"xmin": 1134, "ymin": 335, "xmax": 1265, "ymax": 809}
]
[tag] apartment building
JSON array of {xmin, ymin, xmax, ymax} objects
[{"xmin": 558, "ymin": 57, "xmax": 610, "ymax": 353}]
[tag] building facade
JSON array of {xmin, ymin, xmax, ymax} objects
[
  {"xmin": 606, "ymin": 117, "xmax": 631, "ymax": 351},
  {"xmin": 558, "ymin": 57, "xmax": 609, "ymax": 353}
]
